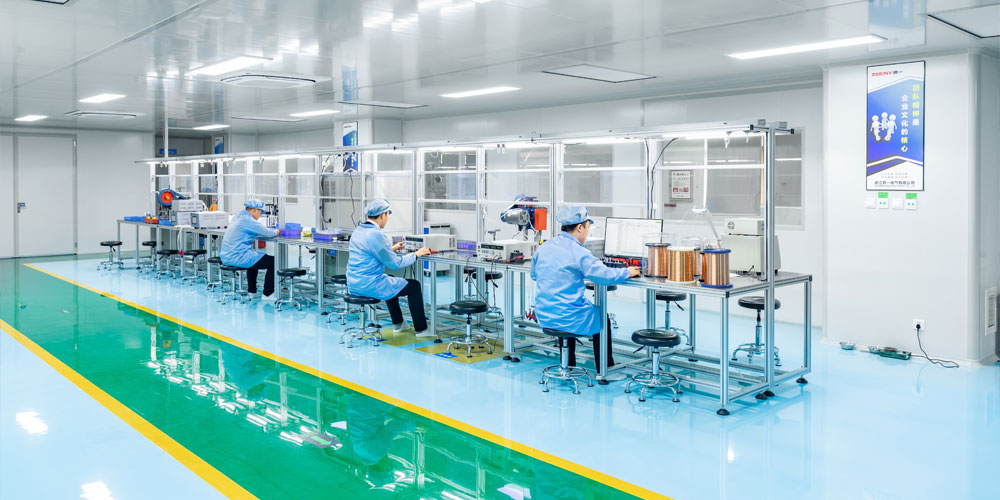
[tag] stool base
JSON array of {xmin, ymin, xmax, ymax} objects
[
  {"xmin": 731, "ymin": 343, "xmax": 782, "ymax": 366},
  {"xmin": 625, "ymin": 371, "xmax": 682, "ymax": 402},
  {"xmin": 540, "ymin": 365, "xmax": 593, "ymax": 394}
]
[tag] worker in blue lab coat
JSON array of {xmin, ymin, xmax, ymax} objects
[
  {"xmin": 531, "ymin": 205, "xmax": 640, "ymax": 371},
  {"xmin": 220, "ymin": 199, "xmax": 280, "ymax": 301},
  {"xmin": 347, "ymin": 199, "xmax": 433, "ymax": 335}
]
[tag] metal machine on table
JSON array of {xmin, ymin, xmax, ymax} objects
[
  {"xmin": 721, "ymin": 218, "xmax": 781, "ymax": 275},
  {"xmin": 499, "ymin": 195, "xmax": 547, "ymax": 242}
]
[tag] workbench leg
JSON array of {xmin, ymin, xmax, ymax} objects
[
  {"xmin": 503, "ymin": 269, "xmax": 518, "ymax": 362},
  {"xmin": 597, "ymin": 285, "xmax": 608, "ymax": 385},
  {"xmin": 431, "ymin": 262, "xmax": 441, "ymax": 343},
  {"xmin": 718, "ymin": 296, "xmax": 730, "ymax": 416}
]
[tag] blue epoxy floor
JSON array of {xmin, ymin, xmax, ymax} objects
[{"xmin": 3, "ymin": 257, "xmax": 999, "ymax": 500}]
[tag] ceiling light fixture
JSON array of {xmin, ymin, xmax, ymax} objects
[
  {"xmin": 929, "ymin": 5, "xmax": 1000, "ymax": 38},
  {"xmin": 15, "ymin": 114, "xmax": 48, "ymax": 122},
  {"xmin": 190, "ymin": 55, "xmax": 272, "ymax": 76},
  {"xmin": 339, "ymin": 99, "xmax": 426, "ymax": 109},
  {"xmin": 289, "ymin": 109, "xmax": 340, "ymax": 117},
  {"xmin": 32, "ymin": 0, "xmax": 72, "ymax": 4},
  {"xmin": 79, "ymin": 93, "xmax": 126, "ymax": 104},
  {"xmin": 543, "ymin": 64, "xmax": 655, "ymax": 83},
  {"xmin": 193, "ymin": 124, "xmax": 230, "ymax": 131},
  {"xmin": 233, "ymin": 116, "xmax": 306, "ymax": 123},
  {"xmin": 727, "ymin": 35, "xmax": 884, "ymax": 59},
  {"xmin": 440, "ymin": 86, "xmax": 519, "ymax": 98}
]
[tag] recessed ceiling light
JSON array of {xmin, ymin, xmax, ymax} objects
[
  {"xmin": 929, "ymin": 5, "xmax": 1000, "ymax": 38},
  {"xmin": 193, "ymin": 124, "xmax": 230, "ymax": 131},
  {"xmin": 440, "ymin": 86, "xmax": 519, "ymax": 98},
  {"xmin": 32, "ymin": 0, "xmax": 72, "ymax": 4},
  {"xmin": 66, "ymin": 110, "xmax": 142, "ymax": 120},
  {"xmin": 233, "ymin": 116, "xmax": 306, "ymax": 123},
  {"xmin": 80, "ymin": 93, "xmax": 126, "ymax": 104},
  {"xmin": 543, "ymin": 64, "xmax": 655, "ymax": 83},
  {"xmin": 289, "ymin": 109, "xmax": 340, "ymax": 117},
  {"xmin": 15, "ymin": 114, "xmax": 48, "ymax": 122},
  {"xmin": 728, "ymin": 35, "xmax": 885, "ymax": 60},
  {"xmin": 339, "ymin": 99, "xmax": 426, "ymax": 109},
  {"xmin": 190, "ymin": 56, "xmax": 272, "ymax": 76}
]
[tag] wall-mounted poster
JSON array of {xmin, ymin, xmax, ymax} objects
[
  {"xmin": 343, "ymin": 121, "xmax": 358, "ymax": 172},
  {"xmin": 670, "ymin": 170, "xmax": 692, "ymax": 200},
  {"xmin": 867, "ymin": 61, "xmax": 925, "ymax": 191}
]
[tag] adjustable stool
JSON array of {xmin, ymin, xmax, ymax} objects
[
  {"xmin": 98, "ymin": 241, "xmax": 124, "ymax": 271},
  {"xmin": 655, "ymin": 291, "xmax": 690, "ymax": 345},
  {"xmin": 341, "ymin": 294, "xmax": 383, "ymax": 347},
  {"xmin": 139, "ymin": 241, "xmax": 158, "ymax": 274},
  {"xmin": 732, "ymin": 296, "xmax": 782, "ymax": 366},
  {"xmin": 276, "ymin": 268, "xmax": 308, "ymax": 311},
  {"xmin": 205, "ymin": 256, "xmax": 224, "ymax": 293},
  {"xmin": 181, "ymin": 249, "xmax": 207, "ymax": 284},
  {"xmin": 446, "ymin": 300, "xmax": 492, "ymax": 358},
  {"xmin": 539, "ymin": 328, "xmax": 594, "ymax": 394},
  {"xmin": 625, "ymin": 329, "xmax": 682, "ymax": 402},
  {"xmin": 324, "ymin": 275, "xmax": 349, "ymax": 325},
  {"xmin": 155, "ymin": 249, "xmax": 180, "ymax": 279},
  {"xmin": 219, "ymin": 265, "xmax": 248, "ymax": 305}
]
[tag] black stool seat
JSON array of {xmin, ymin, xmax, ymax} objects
[
  {"xmin": 208, "ymin": 256, "xmax": 222, "ymax": 264},
  {"xmin": 631, "ymin": 328, "xmax": 681, "ymax": 348},
  {"xmin": 330, "ymin": 274, "xmax": 347, "ymax": 285},
  {"xmin": 656, "ymin": 291, "xmax": 687, "ymax": 302},
  {"xmin": 157, "ymin": 249, "xmax": 179, "ymax": 256},
  {"xmin": 186, "ymin": 249, "xmax": 207, "ymax": 256},
  {"xmin": 101, "ymin": 240, "xmax": 122, "ymax": 247},
  {"xmin": 141, "ymin": 240, "xmax": 157, "ymax": 247},
  {"xmin": 220, "ymin": 264, "xmax": 244, "ymax": 272},
  {"xmin": 471, "ymin": 271, "xmax": 502, "ymax": 281},
  {"xmin": 542, "ymin": 328, "xmax": 586, "ymax": 339},
  {"xmin": 585, "ymin": 282, "xmax": 617, "ymax": 292},
  {"xmin": 345, "ymin": 294, "xmax": 380, "ymax": 305},
  {"xmin": 737, "ymin": 296, "xmax": 782, "ymax": 311},
  {"xmin": 278, "ymin": 268, "xmax": 308, "ymax": 278},
  {"xmin": 449, "ymin": 300, "xmax": 488, "ymax": 315}
]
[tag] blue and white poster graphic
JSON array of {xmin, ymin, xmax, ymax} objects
[
  {"xmin": 867, "ymin": 61, "xmax": 925, "ymax": 191},
  {"xmin": 342, "ymin": 121, "xmax": 358, "ymax": 172}
]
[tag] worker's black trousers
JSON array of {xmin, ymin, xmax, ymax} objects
[
  {"xmin": 567, "ymin": 317, "xmax": 616, "ymax": 367},
  {"xmin": 246, "ymin": 255, "xmax": 275, "ymax": 296},
  {"xmin": 385, "ymin": 278, "xmax": 428, "ymax": 332}
]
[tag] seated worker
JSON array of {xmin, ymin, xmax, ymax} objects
[
  {"xmin": 530, "ymin": 205, "xmax": 640, "ymax": 378},
  {"xmin": 347, "ymin": 199, "xmax": 433, "ymax": 335},
  {"xmin": 220, "ymin": 199, "xmax": 281, "ymax": 302}
]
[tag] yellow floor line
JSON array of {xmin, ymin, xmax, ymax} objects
[
  {"xmin": 20, "ymin": 263, "xmax": 672, "ymax": 500},
  {"xmin": 0, "ymin": 319, "xmax": 257, "ymax": 500}
]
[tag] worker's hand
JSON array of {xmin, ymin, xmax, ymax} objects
[
  {"xmin": 274, "ymin": 229, "xmax": 281, "ymax": 237},
  {"xmin": 415, "ymin": 247, "xmax": 432, "ymax": 257},
  {"xmin": 627, "ymin": 266, "xmax": 642, "ymax": 278},
  {"xmin": 392, "ymin": 241, "xmax": 405, "ymax": 252}
]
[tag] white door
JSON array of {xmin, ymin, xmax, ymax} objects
[
  {"xmin": 0, "ymin": 134, "xmax": 13, "ymax": 258},
  {"xmin": 15, "ymin": 135, "xmax": 76, "ymax": 257}
]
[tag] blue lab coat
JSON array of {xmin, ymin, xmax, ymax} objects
[
  {"xmin": 220, "ymin": 210, "xmax": 275, "ymax": 268},
  {"xmin": 530, "ymin": 232, "xmax": 630, "ymax": 335},
  {"xmin": 347, "ymin": 221, "xmax": 416, "ymax": 300}
]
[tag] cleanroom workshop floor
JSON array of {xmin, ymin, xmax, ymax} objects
[{"xmin": 1, "ymin": 257, "xmax": 997, "ymax": 500}]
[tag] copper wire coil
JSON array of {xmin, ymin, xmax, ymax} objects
[
  {"xmin": 667, "ymin": 247, "xmax": 695, "ymax": 282},
  {"xmin": 702, "ymin": 249, "xmax": 732, "ymax": 287},
  {"xmin": 645, "ymin": 243, "xmax": 670, "ymax": 278}
]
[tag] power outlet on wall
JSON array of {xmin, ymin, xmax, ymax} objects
[{"xmin": 913, "ymin": 319, "xmax": 926, "ymax": 332}]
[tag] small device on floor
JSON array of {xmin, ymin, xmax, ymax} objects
[{"xmin": 869, "ymin": 346, "xmax": 911, "ymax": 360}]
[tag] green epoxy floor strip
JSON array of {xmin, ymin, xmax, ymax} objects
[{"xmin": 0, "ymin": 261, "xmax": 660, "ymax": 500}]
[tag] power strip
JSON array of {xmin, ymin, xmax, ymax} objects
[{"xmin": 868, "ymin": 346, "xmax": 911, "ymax": 360}]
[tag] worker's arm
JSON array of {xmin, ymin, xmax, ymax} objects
[
  {"xmin": 244, "ymin": 218, "xmax": 278, "ymax": 238},
  {"xmin": 579, "ymin": 252, "xmax": 630, "ymax": 285},
  {"xmin": 374, "ymin": 240, "xmax": 417, "ymax": 270},
  {"xmin": 530, "ymin": 256, "xmax": 538, "ymax": 282}
]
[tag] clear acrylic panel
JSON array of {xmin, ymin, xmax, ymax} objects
[
  {"xmin": 255, "ymin": 158, "xmax": 280, "ymax": 174},
  {"xmin": 423, "ymin": 150, "xmax": 476, "ymax": 172},
  {"xmin": 484, "ymin": 172, "xmax": 549, "ymax": 203},
  {"xmin": 563, "ymin": 170, "xmax": 644, "ymax": 207},
  {"xmin": 224, "ymin": 160, "xmax": 245, "ymax": 175},
  {"xmin": 155, "ymin": 164, "xmax": 168, "ymax": 175},
  {"xmin": 367, "ymin": 175, "xmax": 411, "ymax": 201},
  {"xmin": 706, "ymin": 135, "xmax": 764, "ymax": 166},
  {"xmin": 485, "ymin": 146, "xmax": 549, "ymax": 170},
  {"xmin": 223, "ymin": 175, "xmax": 246, "ymax": 196},
  {"xmin": 285, "ymin": 175, "xmax": 316, "ymax": 198},
  {"xmin": 706, "ymin": 169, "xmax": 763, "ymax": 216},
  {"xmin": 174, "ymin": 176, "xmax": 194, "ymax": 195},
  {"xmin": 424, "ymin": 172, "xmax": 475, "ymax": 204},
  {"xmin": 370, "ymin": 152, "xmax": 411, "ymax": 172},
  {"xmin": 253, "ymin": 175, "xmax": 279, "ymax": 196},
  {"xmin": 198, "ymin": 175, "xmax": 218, "ymax": 194},
  {"xmin": 196, "ymin": 162, "xmax": 216, "ymax": 175},
  {"xmin": 659, "ymin": 138, "xmax": 705, "ymax": 167},
  {"xmin": 320, "ymin": 173, "xmax": 361, "ymax": 199},
  {"xmin": 155, "ymin": 176, "xmax": 170, "ymax": 191}
]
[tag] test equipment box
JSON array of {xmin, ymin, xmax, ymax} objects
[
  {"xmin": 477, "ymin": 239, "xmax": 537, "ymax": 261},
  {"xmin": 402, "ymin": 234, "xmax": 456, "ymax": 252},
  {"xmin": 190, "ymin": 211, "xmax": 229, "ymax": 229}
]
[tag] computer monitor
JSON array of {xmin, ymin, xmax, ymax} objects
[{"xmin": 603, "ymin": 217, "xmax": 664, "ymax": 258}]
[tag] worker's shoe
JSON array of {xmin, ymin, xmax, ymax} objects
[
  {"xmin": 393, "ymin": 321, "xmax": 410, "ymax": 333},
  {"xmin": 415, "ymin": 329, "xmax": 436, "ymax": 338},
  {"xmin": 260, "ymin": 293, "xmax": 277, "ymax": 304},
  {"xmin": 602, "ymin": 371, "xmax": 628, "ymax": 382}
]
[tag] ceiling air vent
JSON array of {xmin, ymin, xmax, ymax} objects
[
  {"xmin": 220, "ymin": 73, "xmax": 317, "ymax": 89},
  {"xmin": 66, "ymin": 110, "xmax": 142, "ymax": 120}
]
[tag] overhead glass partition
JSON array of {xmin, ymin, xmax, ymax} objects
[
  {"xmin": 421, "ymin": 147, "xmax": 478, "ymax": 242},
  {"xmin": 483, "ymin": 143, "xmax": 552, "ymax": 242},
  {"xmin": 222, "ymin": 158, "xmax": 248, "ymax": 214},
  {"xmin": 154, "ymin": 162, "xmax": 170, "ymax": 193},
  {"xmin": 364, "ymin": 150, "xmax": 414, "ymax": 237},
  {"xmin": 195, "ymin": 160, "xmax": 219, "ymax": 210},
  {"xmin": 283, "ymin": 155, "xmax": 319, "ymax": 228},
  {"xmin": 251, "ymin": 157, "xmax": 280, "ymax": 202},
  {"xmin": 560, "ymin": 140, "xmax": 647, "ymax": 239},
  {"xmin": 173, "ymin": 161, "xmax": 195, "ymax": 199}
]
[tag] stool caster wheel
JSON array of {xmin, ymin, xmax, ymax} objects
[
  {"xmin": 598, "ymin": 378, "xmax": 609, "ymax": 386},
  {"xmin": 764, "ymin": 390, "xmax": 775, "ymax": 397},
  {"xmin": 433, "ymin": 338, "xmax": 442, "ymax": 344},
  {"xmin": 587, "ymin": 381, "xmax": 594, "ymax": 387},
  {"xmin": 796, "ymin": 377, "xmax": 808, "ymax": 384},
  {"xmin": 638, "ymin": 397, "xmax": 645, "ymax": 402},
  {"xmin": 321, "ymin": 311, "xmax": 328, "ymax": 316},
  {"xmin": 503, "ymin": 355, "xmax": 511, "ymax": 360},
  {"xmin": 624, "ymin": 388, "xmax": 631, "ymax": 394},
  {"xmin": 756, "ymin": 393, "xmax": 768, "ymax": 400},
  {"xmin": 511, "ymin": 357, "xmax": 520, "ymax": 363},
  {"xmin": 717, "ymin": 408, "xmax": 730, "ymax": 416},
  {"xmin": 672, "ymin": 397, "xmax": 680, "ymax": 403}
]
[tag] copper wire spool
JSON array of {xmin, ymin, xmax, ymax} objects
[
  {"xmin": 701, "ymin": 248, "xmax": 733, "ymax": 289},
  {"xmin": 644, "ymin": 243, "xmax": 670, "ymax": 278},
  {"xmin": 667, "ymin": 247, "xmax": 696, "ymax": 283}
]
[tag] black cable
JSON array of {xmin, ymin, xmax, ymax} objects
[
  {"xmin": 646, "ymin": 138, "xmax": 677, "ymax": 218},
  {"xmin": 347, "ymin": 168, "xmax": 358, "ymax": 227},
  {"xmin": 914, "ymin": 326, "xmax": 959, "ymax": 368}
]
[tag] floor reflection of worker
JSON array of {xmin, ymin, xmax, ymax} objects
[
  {"xmin": 346, "ymin": 392, "xmax": 415, "ymax": 489},
  {"xmin": 530, "ymin": 206, "xmax": 640, "ymax": 379},
  {"xmin": 347, "ymin": 199, "xmax": 433, "ymax": 335},
  {"xmin": 218, "ymin": 343, "xmax": 277, "ymax": 401},
  {"xmin": 220, "ymin": 199, "xmax": 281, "ymax": 302}
]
